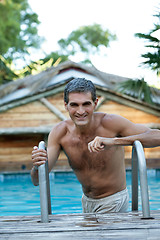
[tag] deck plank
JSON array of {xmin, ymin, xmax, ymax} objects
[{"xmin": 0, "ymin": 211, "xmax": 160, "ymax": 239}]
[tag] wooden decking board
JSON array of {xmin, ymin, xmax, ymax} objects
[{"xmin": 0, "ymin": 211, "xmax": 160, "ymax": 239}]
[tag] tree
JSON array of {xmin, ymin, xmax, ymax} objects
[
  {"xmin": 17, "ymin": 52, "xmax": 69, "ymax": 77},
  {"xmin": 0, "ymin": 0, "xmax": 42, "ymax": 59},
  {"xmin": 116, "ymin": 78, "xmax": 154, "ymax": 105},
  {"xmin": 0, "ymin": 8, "xmax": 116, "ymax": 84},
  {"xmin": 17, "ymin": 24, "xmax": 116, "ymax": 77},
  {"xmin": 0, "ymin": 56, "xmax": 18, "ymax": 84},
  {"xmin": 135, "ymin": 10, "xmax": 160, "ymax": 76},
  {"xmin": 116, "ymin": 8, "xmax": 160, "ymax": 105},
  {"xmin": 58, "ymin": 23, "xmax": 116, "ymax": 64},
  {"xmin": 0, "ymin": 0, "xmax": 42, "ymax": 84},
  {"xmin": 9, "ymin": 23, "xmax": 116, "ymax": 80}
]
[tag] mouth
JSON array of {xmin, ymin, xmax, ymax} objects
[{"xmin": 75, "ymin": 115, "xmax": 87, "ymax": 121}]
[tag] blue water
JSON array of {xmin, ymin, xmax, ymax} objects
[{"xmin": 0, "ymin": 170, "xmax": 160, "ymax": 216}]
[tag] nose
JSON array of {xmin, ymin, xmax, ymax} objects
[{"xmin": 77, "ymin": 106, "xmax": 85, "ymax": 115}]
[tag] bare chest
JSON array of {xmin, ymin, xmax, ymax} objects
[{"xmin": 61, "ymin": 134, "xmax": 116, "ymax": 171}]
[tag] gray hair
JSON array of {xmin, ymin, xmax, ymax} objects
[{"xmin": 64, "ymin": 78, "xmax": 96, "ymax": 103}]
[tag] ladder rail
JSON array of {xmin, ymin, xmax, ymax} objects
[
  {"xmin": 38, "ymin": 141, "xmax": 51, "ymax": 223},
  {"xmin": 132, "ymin": 140, "xmax": 151, "ymax": 218},
  {"xmin": 38, "ymin": 140, "xmax": 152, "ymax": 221}
]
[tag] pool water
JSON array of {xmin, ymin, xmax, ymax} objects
[{"xmin": 0, "ymin": 170, "xmax": 160, "ymax": 216}]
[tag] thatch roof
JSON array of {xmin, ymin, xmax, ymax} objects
[
  {"xmin": 0, "ymin": 61, "xmax": 130, "ymax": 102},
  {"xmin": 0, "ymin": 60, "xmax": 160, "ymax": 112}
]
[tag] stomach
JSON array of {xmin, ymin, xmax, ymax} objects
[
  {"xmin": 75, "ymin": 165, "xmax": 127, "ymax": 199},
  {"xmin": 67, "ymin": 146, "xmax": 126, "ymax": 198}
]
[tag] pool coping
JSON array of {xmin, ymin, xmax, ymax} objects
[{"xmin": 0, "ymin": 168, "xmax": 160, "ymax": 177}]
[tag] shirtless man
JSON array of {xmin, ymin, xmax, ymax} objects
[{"xmin": 31, "ymin": 78, "xmax": 160, "ymax": 213}]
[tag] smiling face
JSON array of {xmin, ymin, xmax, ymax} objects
[{"xmin": 65, "ymin": 92, "xmax": 98, "ymax": 127}]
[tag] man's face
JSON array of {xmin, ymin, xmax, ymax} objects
[{"xmin": 65, "ymin": 92, "xmax": 98, "ymax": 126}]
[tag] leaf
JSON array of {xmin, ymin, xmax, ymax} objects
[{"xmin": 116, "ymin": 78, "xmax": 154, "ymax": 105}]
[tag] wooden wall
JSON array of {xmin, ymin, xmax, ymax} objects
[
  {"xmin": 0, "ymin": 93, "xmax": 159, "ymax": 172},
  {"xmin": 98, "ymin": 100, "xmax": 160, "ymax": 124},
  {"xmin": 0, "ymin": 101, "xmax": 61, "ymax": 128},
  {"xmin": 0, "ymin": 134, "xmax": 43, "ymax": 172},
  {"xmin": 0, "ymin": 134, "xmax": 71, "ymax": 172}
]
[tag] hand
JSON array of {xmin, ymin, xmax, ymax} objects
[
  {"xmin": 88, "ymin": 136, "xmax": 105, "ymax": 153},
  {"xmin": 32, "ymin": 146, "xmax": 48, "ymax": 169}
]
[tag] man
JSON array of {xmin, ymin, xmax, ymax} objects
[{"xmin": 31, "ymin": 78, "xmax": 160, "ymax": 214}]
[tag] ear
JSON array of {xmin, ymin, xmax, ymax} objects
[
  {"xmin": 64, "ymin": 102, "xmax": 68, "ymax": 111},
  {"xmin": 94, "ymin": 98, "xmax": 98, "ymax": 109}
]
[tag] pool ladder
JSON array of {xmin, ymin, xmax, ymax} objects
[
  {"xmin": 38, "ymin": 141, "xmax": 51, "ymax": 223},
  {"xmin": 38, "ymin": 140, "xmax": 152, "ymax": 223}
]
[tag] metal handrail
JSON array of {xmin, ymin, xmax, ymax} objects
[
  {"xmin": 132, "ymin": 140, "xmax": 152, "ymax": 219},
  {"xmin": 38, "ymin": 141, "xmax": 51, "ymax": 223},
  {"xmin": 38, "ymin": 140, "xmax": 152, "ymax": 222}
]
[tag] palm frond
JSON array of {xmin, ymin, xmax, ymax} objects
[{"xmin": 116, "ymin": 78, "xmax": 154, "ymax": 105}]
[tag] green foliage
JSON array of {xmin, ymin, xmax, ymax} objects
[
  {"xmin": 0, "ymin": 17, "xmax": 117, "ymax": 83},
  {"xmin": 135, "ymin": 10, "xmax": 160, "ymax": 75},
  {"xmin": 39, "ymin": 52, "xmax": 69, "ymax": 67},
  {"xmin": 0, "ymin": 0, "xmax": 42, "ymax": 84},
  {"xmin": 58, "ymin": 24, "xmax": 116, "ymax": 58},
  {"xmin": 116, "ymin": 78, "xmax": 154, "ymax": 105},
  {"xmin": 0, "ymin": 56, "xmax": 18, "ymax": 85},
  {"xmin": 0, "ymin": 0, "xmax": 41, "ymax": 61},
  {"xmin": 17, "ymin": 52, "xmax": 69, "ymax": 78}
]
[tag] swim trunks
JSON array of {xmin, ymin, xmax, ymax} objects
[{"xmin": 82, "ymin": 188, "xmax": 129, "ymax": 213}]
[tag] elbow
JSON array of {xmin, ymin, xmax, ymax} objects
[
  {"xmin": 32, "ymin": 180, "xmax": 39, "ymax": 186},
  {"xmin": 34, "ymin": 182, "xmax": 39, "ymax": 186},
  {"xmin": 30, "ymin": 171, "xmax": 39, "ymax": 186}
]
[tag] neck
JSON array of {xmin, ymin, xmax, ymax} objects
[{"xmin": 75, "ymin": 116, "xmax": 95, "ymax": 136}]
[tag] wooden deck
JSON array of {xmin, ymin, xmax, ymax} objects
[{"xmin": 1, "ymin": 211, "xmax": 160, "ymax": 239}]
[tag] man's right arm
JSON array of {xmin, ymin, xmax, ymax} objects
[{"xmin": 31, "ymin": 127, "xmax": 61, "ymax": 186}]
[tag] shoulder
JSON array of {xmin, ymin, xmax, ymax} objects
[
  {"xmin": 101, "ymin": 113, "xmax": 130, "ymax": 123},
  {"xmin": 97, "ymin": 112, "xmax": 133, "ymax": 135},
  {"xmin": 48, "ymin": 120, "xmax": 71, "ymax": 142},
  {"xmin": 95, "ymin": 112, "xmax": 124, "ymax": 125}
]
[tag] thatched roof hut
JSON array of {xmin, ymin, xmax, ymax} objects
[{"xmin": 0, "ymin": 61, "xmax": 160, "ymax": 172}]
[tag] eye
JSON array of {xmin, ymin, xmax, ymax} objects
[
  {"xmin": 70, "ymin": 103, "xmax": 78, "ymax": 107},
  {"xmin": 83, "ymin": 102, "xmax": 92, "ymax": 106}
]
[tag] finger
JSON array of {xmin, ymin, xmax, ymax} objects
[
  {"xmin": 32, "ymin": 151, "xmax": 47, "ymax": 165},
  {"xmin": 91, "ymin": 139, "xmax": 101, "ymax": 151},
  {"xmin": 88, "ymin": 137, "xmax": 102, "ymax": 152},
  {"xmin": 94, "ymin": 137, "xmax": 105, "ymax": 150},
  {"xmin": 32, "ymin": 158, "xmax": 47, "ymax": 167},
  {"xmin": 92, "ymin": 145, "xmax": 101, "ymax": 152},
  {"xmin": 32, "ymin": 149, "xmax": 47, "ymax": 156},
  {"xmin": 88, "ymin": 142, "xmax": 98, "ymax": 153},
  {"xmin": 88, "ymin": 141, "xmax": 104, "ymax": 153},
  {"xmin": 88, "ymin": 143, "xmax": 92, "ymax": 152},
  {"xmin": 88, "ymin": 140, "xmax": 93, "ymax": 151},
  {"xmin": 92, "ymin": 137, "xmax": 101, "ymax": 150},
  {"xmin": 32, "ymin": 153, "xmax": 47, "ymax": 161},
  {"xmin": 33, "ymin": 160, "xmax": 46, "ymax": 167}
]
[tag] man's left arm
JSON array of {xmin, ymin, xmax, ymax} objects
[
  {"xmin": 88, "ymin": 116, "xmax": 160, "ymax": 152},
  {"xmin": 114, "ymin": 128, "xmax": 160, "ymax": 148}
]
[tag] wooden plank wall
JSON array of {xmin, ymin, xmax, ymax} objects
[
  {"xmin": 0, "ymin": 134, "xmax": 71, "ymax": 172},
  {"xmin": 0, "ymin": 135, "xmax": 43, "ymax": 172},
  {"xmin": 47, "ymin": 93, "xmax": 69, "ymax": 119},
  {"xmin": 98, "ymin": 100, "xmax": 160, "ymax": 124},
  {"xmin": 1, "ymin": 95, "xmax": 160, "ymax": 128},
  {"xmin": 0, "ymin": 133, "xmax": 159, "ymax": 172},
  {"xmin": 0, "ymin": 94, "xmax": 159, "ymax": 172},
  {"xmin": 0, "ymin": 100, "xmax": 61, "ymax": 128}
]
